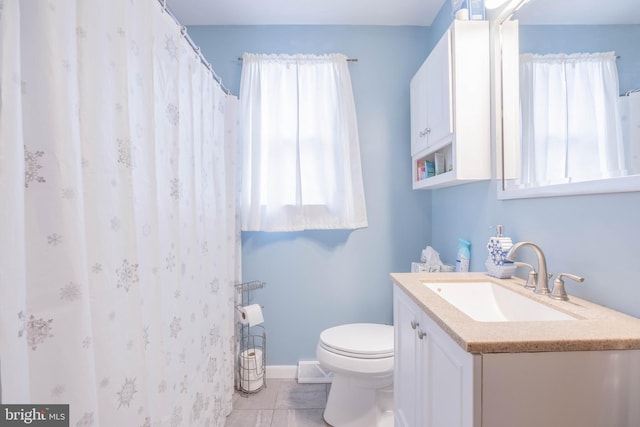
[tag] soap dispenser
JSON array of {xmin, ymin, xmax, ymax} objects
[{"xmin": 485, "ymin": 225, "xmax": 517, "ymax": 278}]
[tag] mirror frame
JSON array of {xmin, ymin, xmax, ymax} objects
[{"xmin": 490, "ymin": 0, "xmax": 640, "ymax": 200}]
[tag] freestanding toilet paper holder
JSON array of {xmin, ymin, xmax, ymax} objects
[{"xmin": 234, "ymin": 280, "xmax": 267, "ymax": 395}]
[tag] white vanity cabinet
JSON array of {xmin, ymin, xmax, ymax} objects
[
  {"xmin": 393, "ymin": 285, "xmax": 480, "ymax": 427},
  {"xmin": 410, "ymin": 20, "xmax": 490, "ymax": 189},
  {"xmin": 393, "ymin": 280, "xmax": 640, "ymax": 427}
]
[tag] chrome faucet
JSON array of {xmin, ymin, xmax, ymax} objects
[
  {"xmin": 513, "ymin": 261, "xmax": 537, "ymax": 290},
  {"xmin": 550, "ymin": 273, "xmax": 584, "ymax": 301},
  {"xmin": 506, "ymin": 242, "xmax": 550, "ymax": 295}
]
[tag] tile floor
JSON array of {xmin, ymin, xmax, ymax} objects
[{"xmin": 224, "ymin": 379, "xmax": 331, "ymax": 427}]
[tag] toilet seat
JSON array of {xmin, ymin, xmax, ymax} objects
[
  {"xmin": 319, "ymin": 323, "xmax": 394, "ymax": 359},
  {"xmin": 316, "ymin": 323, "xmax": 395, "ymax": 427}
]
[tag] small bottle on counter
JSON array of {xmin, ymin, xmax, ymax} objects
[{"xmin": 455, "ymin": 239, "xmax": 471, "ymax": 272}]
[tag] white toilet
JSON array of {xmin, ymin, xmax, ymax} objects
[{"xmin": 316, "ymin": 323, "xmax": 394, "ymax": 427}]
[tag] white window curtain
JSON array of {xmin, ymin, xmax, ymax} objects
[
  {"xmin": 519, "ymin": 51, "xmax": 626, "ymax": 187},
  {"xmin": 239, "ymin": 53, "xmax": 368, "ymax": 232},
  {"xmin": 0, "ymin": 0, "xmax": 239, "ymax": 425}
]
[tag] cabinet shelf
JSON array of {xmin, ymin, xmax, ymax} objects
[
  {"xmin": 413, "ymin": 170, "xmax": 455, "ymax": 189},
  {"xmin": 413, "ymin": 142, "xmax": 454, "ymax": 189}
]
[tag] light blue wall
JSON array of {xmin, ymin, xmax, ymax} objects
[
  {"xmin": 189, "ymin": 17, "xmax": 640, "ymax": 366},
  {"xmin": 430, "ymin": 181, "xmax": 640, "ymax": 319},
  {"xmin": 431, "ymin": 22, "xmax": 640, "ymax": 319},
  {"xmin": 429, "ymin": 0, "xmax": 456, "ymax": 52},
  {"xmin": 188, "ymin": 26, "xmax": 432, "ymax": 364}
]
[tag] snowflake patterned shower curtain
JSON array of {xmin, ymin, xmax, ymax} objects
[{"xmin": 0, "ymin": 1, "xmax": 239, "ymax": 426}]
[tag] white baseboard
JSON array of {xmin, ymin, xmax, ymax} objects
[{"xmin": 266, "ymin": 365, "xmax": 297, "ymax": 379}]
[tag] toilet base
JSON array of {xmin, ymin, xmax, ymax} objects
[{"xmin": 323, "ymin": 374, "xmax": 394, "ymax": 427}]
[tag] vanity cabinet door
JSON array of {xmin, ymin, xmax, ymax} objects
[
  {"xmin": 393, "ymin": 285, "xmax": 424, "ymax": 427},
  {"xmin": 420, "ymin": 306, "xmax": 479, "ymax": 427},
  {"xmin": 394, "ymin": 284, "xmax": 480, "ymax": 427}
]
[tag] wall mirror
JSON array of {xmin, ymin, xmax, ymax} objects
[{"xmin": 495, "ymin": 0, "xmax": 640, "ymax": 199}]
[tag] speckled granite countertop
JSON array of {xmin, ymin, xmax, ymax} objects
[{"xmin": 391, "ymin": 272, "xmax": 640, "ymax": 353}]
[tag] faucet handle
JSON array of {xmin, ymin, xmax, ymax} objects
[
  {"xmin": 550, "ymin": 273, "xmax": 585, "ymax": 301},
  {"xmin": 514, "ymin": 262, "xmax": 537, "ymax": 289}
]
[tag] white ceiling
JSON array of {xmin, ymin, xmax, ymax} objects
[
  {"xmin": 165, "ymin": 0, "xmax": 446, "ymax": 26},
  {"xmin": 165, "ymin": 0, "xmax": 640, "ymax": 26}
]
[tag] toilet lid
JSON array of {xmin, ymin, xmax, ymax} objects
[{"xmin": 320, "ymin": 323, "xmax": 394, "ymax": 358}]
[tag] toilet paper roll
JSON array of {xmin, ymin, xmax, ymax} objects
[
  {"xmin": 240, "ymin": 348, "xmax": 264, "ymax": 392},
  {"xmin": 238, "ymin": 304, "xmax": 264, "ymax": 327}
]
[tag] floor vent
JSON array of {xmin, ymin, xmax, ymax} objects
[{"xmin": 297, "ymin": 361, "xmax": 333, "ymax": 384}]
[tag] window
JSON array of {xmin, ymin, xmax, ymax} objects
[
  {"xmin": 519, "ymin": 51, "xmax": 626, "ymax": 187},
  {"xmin": 239, "ymin": 53, "xmax": 368, "ymax": 231}
]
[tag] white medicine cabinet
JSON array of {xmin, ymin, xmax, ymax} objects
[{"xmin": 410, "ymin": 20, "xmax": 490, "ymax": 189}]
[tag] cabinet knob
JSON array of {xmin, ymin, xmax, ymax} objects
[
  {"xmin": 410, "ymin": 320, "xmax": 419, "ymax": 330},
  {"xmin": 417, "ymin": 330, "xmax": 426, "ymax": 340}
]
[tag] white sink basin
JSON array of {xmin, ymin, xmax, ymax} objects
[{"xmin": 424, "ymin": 281, "xmax": 576, "ymax": 322}]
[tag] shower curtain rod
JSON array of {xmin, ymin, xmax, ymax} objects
[
  {"xmin": 158, "ymin": 0, "xmax": 232, "ymax": 95},
  {"xmin": 237, "ymin": 56, "xmax": 358, "ymax": 62}
]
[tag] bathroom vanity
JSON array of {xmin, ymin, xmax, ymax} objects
[{"xmin": 391, "ymin": 272, "xmax": 640, "ymax": 427}]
